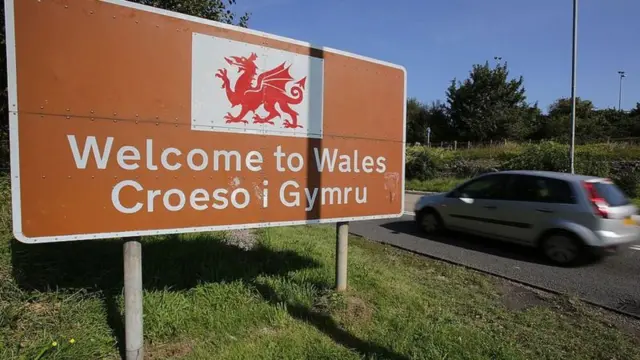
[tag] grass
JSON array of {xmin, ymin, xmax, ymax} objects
[
  {"xmin": 406, "ymin": 177, "xmax": 468, "ymax": 193},
  {"xmin": 1, "ymin": 175, "xmax": 640, "ymax": 359}
]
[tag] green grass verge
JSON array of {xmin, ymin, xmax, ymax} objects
[
  {"xmin": 406, "ymin": 177, "xmax": 468, "ymax": 193},
  {"xmin": 2, "ymin": 224, "xmax": 640, "ymax": 359},
  {"xmin": 1, "ymin": 171, "xmax": 640, "ymax": 359}
]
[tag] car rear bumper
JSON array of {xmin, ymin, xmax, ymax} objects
[
  {"xmin": 587, "ymin": 244, "xmax": 624, "ymax": 257},
  {"xmin": 593, "ymin": 229, "xmax": 640, "ymax": 247}
]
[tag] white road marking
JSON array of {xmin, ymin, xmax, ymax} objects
[
  {"xmin": 630, "ymin": 245, "xmax": 640, "ymax": 251},
  {"xmin": 403, "ymin": 211, "xmax": 415, "ymax": 216}
]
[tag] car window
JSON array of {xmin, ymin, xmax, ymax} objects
[
  {"xmin": 592, "ymin": 182, "xmax": 629, "ymax": 207},
  {"xmin": 452, "ymin": 174, "xmax": 510, "ymax": 200},
  {"xmin": 508, "ymin": 175, "xmax": 576, "ymax": 204}
]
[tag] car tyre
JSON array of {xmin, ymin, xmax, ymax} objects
[
  {"xmin": 539, "ymin": 231, "xmax": 585, "ymax": 267},
  {"xmin": 416, "ymin": 208, "xmax": 444, "ymax": 235}
]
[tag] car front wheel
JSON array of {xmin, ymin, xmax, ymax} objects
[{"xmin": 416, "ymin": 209, "xmax": 443, "ymax": 234}]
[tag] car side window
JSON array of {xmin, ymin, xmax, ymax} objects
[
  {"xmin": 541, "ymin": 178, "xmax": 577, "ymax": 204},
  {"xmin": 508, "ymin": 175, "xmax": 576, "ymax": 204},
  {"xmin": 451, "ymin": 174, "xmax": 510, "ymax": 200},
  {"xmin": 508, "ymin": 175, "xmax": 540, "ymax": 202}
]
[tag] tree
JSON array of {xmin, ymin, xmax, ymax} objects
[
  {"xmin": 131, "ymin": 0, "xmax": 250, "ymax": 27},
  {"xmin": 423, "ymin": 100, "xmax": 452, "ymax": 142},
  {"xmin": 446, "ymin": 60, "xmax": 528, "ymax": 141},
  {"xmin": 629, "ymin": 102, "xmax": 640, "ymax": 117},
  {"xmin": 0, "ymin": 0, "xmax": 251, "ymax": 170},
  {"xmin": 405, "ymin": 98, "xmax": 428, "ymax": 145},
  {"xmin": 405, "ymin": 99, "xmax": 452, "ymax": 145},
  {"xmin": 539, "ymin": 97, "xmax": 614, "ymax": 143},
  {"xmin": 505, "ymin": 102, "xmax": 543, "ymax": 141}
]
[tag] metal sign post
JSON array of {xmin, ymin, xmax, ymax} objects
[
  {"xmin": 335, "ymin": 222, "xmax": 349, "ymax": 291},
  {"xmin": 123, "ymin": 237, "xmax": 144, "ymax": 360}
]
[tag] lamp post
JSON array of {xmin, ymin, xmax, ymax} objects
[
  {"xmin": 618, "ymin": 71, "xmax": 626, "ymax": 111},
  {"xmin": 569, "ymin": 0, "xmax": 578, "ymax": 174}
]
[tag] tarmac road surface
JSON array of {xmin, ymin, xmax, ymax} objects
[{"xmin": 349, "ymin": 193, "xmax": 640, "ymax": 317}]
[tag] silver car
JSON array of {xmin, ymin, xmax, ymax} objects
[{"xmin": 414, "ymin": 170, "xmax": 640, "ymax": 266}]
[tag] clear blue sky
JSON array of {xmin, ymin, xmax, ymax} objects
[{"xmin": 235, "ymin": 0, "xmax": 639, "ymax": 112}]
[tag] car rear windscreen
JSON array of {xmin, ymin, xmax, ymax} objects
[{"xmin": 594, "ymin": 182, "xmax": 630, "ymax": 207}]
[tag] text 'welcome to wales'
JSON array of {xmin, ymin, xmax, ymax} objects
[{"xmin": 66, "ymin": 135, "xmax": 391, "ymax": 214}]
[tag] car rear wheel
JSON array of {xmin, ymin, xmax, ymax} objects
[
  {"xmin": 416, "ymin": 209, "xmax": 443, "ymax": 234},
  {"xmin": 540, "ymin": 232, "xmax": 585, "ymax": 266}
]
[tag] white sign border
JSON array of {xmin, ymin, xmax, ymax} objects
[{"xmin": 5, "ymin": 0, "xmax": 407, "ymax": 244}]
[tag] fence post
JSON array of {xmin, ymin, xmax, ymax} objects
[
  {"xmin": 454, "ymin": 140, "xmax": 457, "ymax": 150},
  {"xmin": 467, "ymin": 141, "xmax": 471, "ymax": 149}
]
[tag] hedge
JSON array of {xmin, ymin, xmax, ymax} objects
[{"xmin": 405, "ymin": 141, "xmax": 640, "ymax": 197}]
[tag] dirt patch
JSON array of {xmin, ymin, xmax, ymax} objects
[
  {"xmin": 147, "ymin": 340, "xmax": 193, "ymax": 360},
  {"xmin": 312, "ymin": 291, "xmax": 374, "ymax": 325},
  {"xmin": 498, "ymin": 281, "xmax": 551, "ymax": 312},
  {"xmin": 224, "ymin": 229, "xmax": 257, "ymax": 251},
  {"xmin": 24, "ymin": 300, "xmax": 60, "ymax": 315},
  {"xmin": 342, "ymin": 295, "xmax": 374, "ymax": 324}
]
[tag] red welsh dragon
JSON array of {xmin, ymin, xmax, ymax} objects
[{"xmin": 215, "ymin": 52, "xmax": 307, "ymax": 129}]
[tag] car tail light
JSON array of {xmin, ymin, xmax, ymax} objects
[{"xmin": 582, "ymin": 181, "xmax": 609, "ymax": 218}]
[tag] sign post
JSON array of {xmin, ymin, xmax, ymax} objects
[
  {"xmin": 5, "ymin": 0, "xmax": 406, "ymax": 353},
  {"xmin": 123, "ymin": 237, "xmax": 144, "ymax": 360},
  {"xmin": 335, "ymin": 221, "xmax": 349, "ymax": 291}
]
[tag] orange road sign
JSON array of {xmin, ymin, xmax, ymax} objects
[{"xmin": 5, "ymin": 0, "xmax": 406, "ymax": 243}]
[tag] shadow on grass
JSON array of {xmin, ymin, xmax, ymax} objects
[
  {"xmin": 10, "ymin": 231, "xmax": 409, "ymax": 360},
  {"xmin": 10, "ymin": 232, "xmax": 320, "ymax": 358},
  {"xmin": 255, "ymin": 282, "xmax": 410, "ymax": 360}
]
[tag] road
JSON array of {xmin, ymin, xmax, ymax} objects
[{"xmin": 350, "ymin": 193, "xmax": 640, "ymax": 317}]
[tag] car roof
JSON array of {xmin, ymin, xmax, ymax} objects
[{"xmin": 486, "ymin": 170, "xmax": 603, "ymax": 182}]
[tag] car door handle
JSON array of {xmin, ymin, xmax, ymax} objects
[
  {"xmin": 536, "ymin": 208, "xmax": 554, "ymax": 213},
  {"xmin": 483, "ymin": 205, "xmax": 497, "ymax": 210}
]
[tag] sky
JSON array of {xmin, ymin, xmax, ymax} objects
[{"xmin": 233, "ymin": 0, "xmax": 640, "ymax": 112}]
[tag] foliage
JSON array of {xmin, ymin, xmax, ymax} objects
[
  {"xmin": 405, "ymin": 142, "xmax": 640, "ymax": 197},
  {"xmin": 446, "ymin": 60, "xmax": 530, "ymax": 141},
  {"xmin": 503, "ymin": 141, "xmax": 569, "ymax": 172},
  {"xmin": 404, "ymin": 60, "xmax": 640, "ymax": 146},
  {"xmin": 131, "ymin": 0, "xmax": 251, "ymax": 27}
]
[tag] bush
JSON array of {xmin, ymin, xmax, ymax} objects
[
  {"xmin": 405, "ymin": 146, "xmax": 454, "ymax": 180},
  {"xmin": 609, "ymin": 161, "xmax": 640, "ymax": 198},
  {"xmin": 447, "ymin": 158, "xmax": 501, "ymax": 178},
  {"xmin": 404, "ymin": 142, "xmax": 640, "ymax": 198},
  {"xmin": 503, "ymin": 141, "xmax": 569, "ymax": 172}
]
